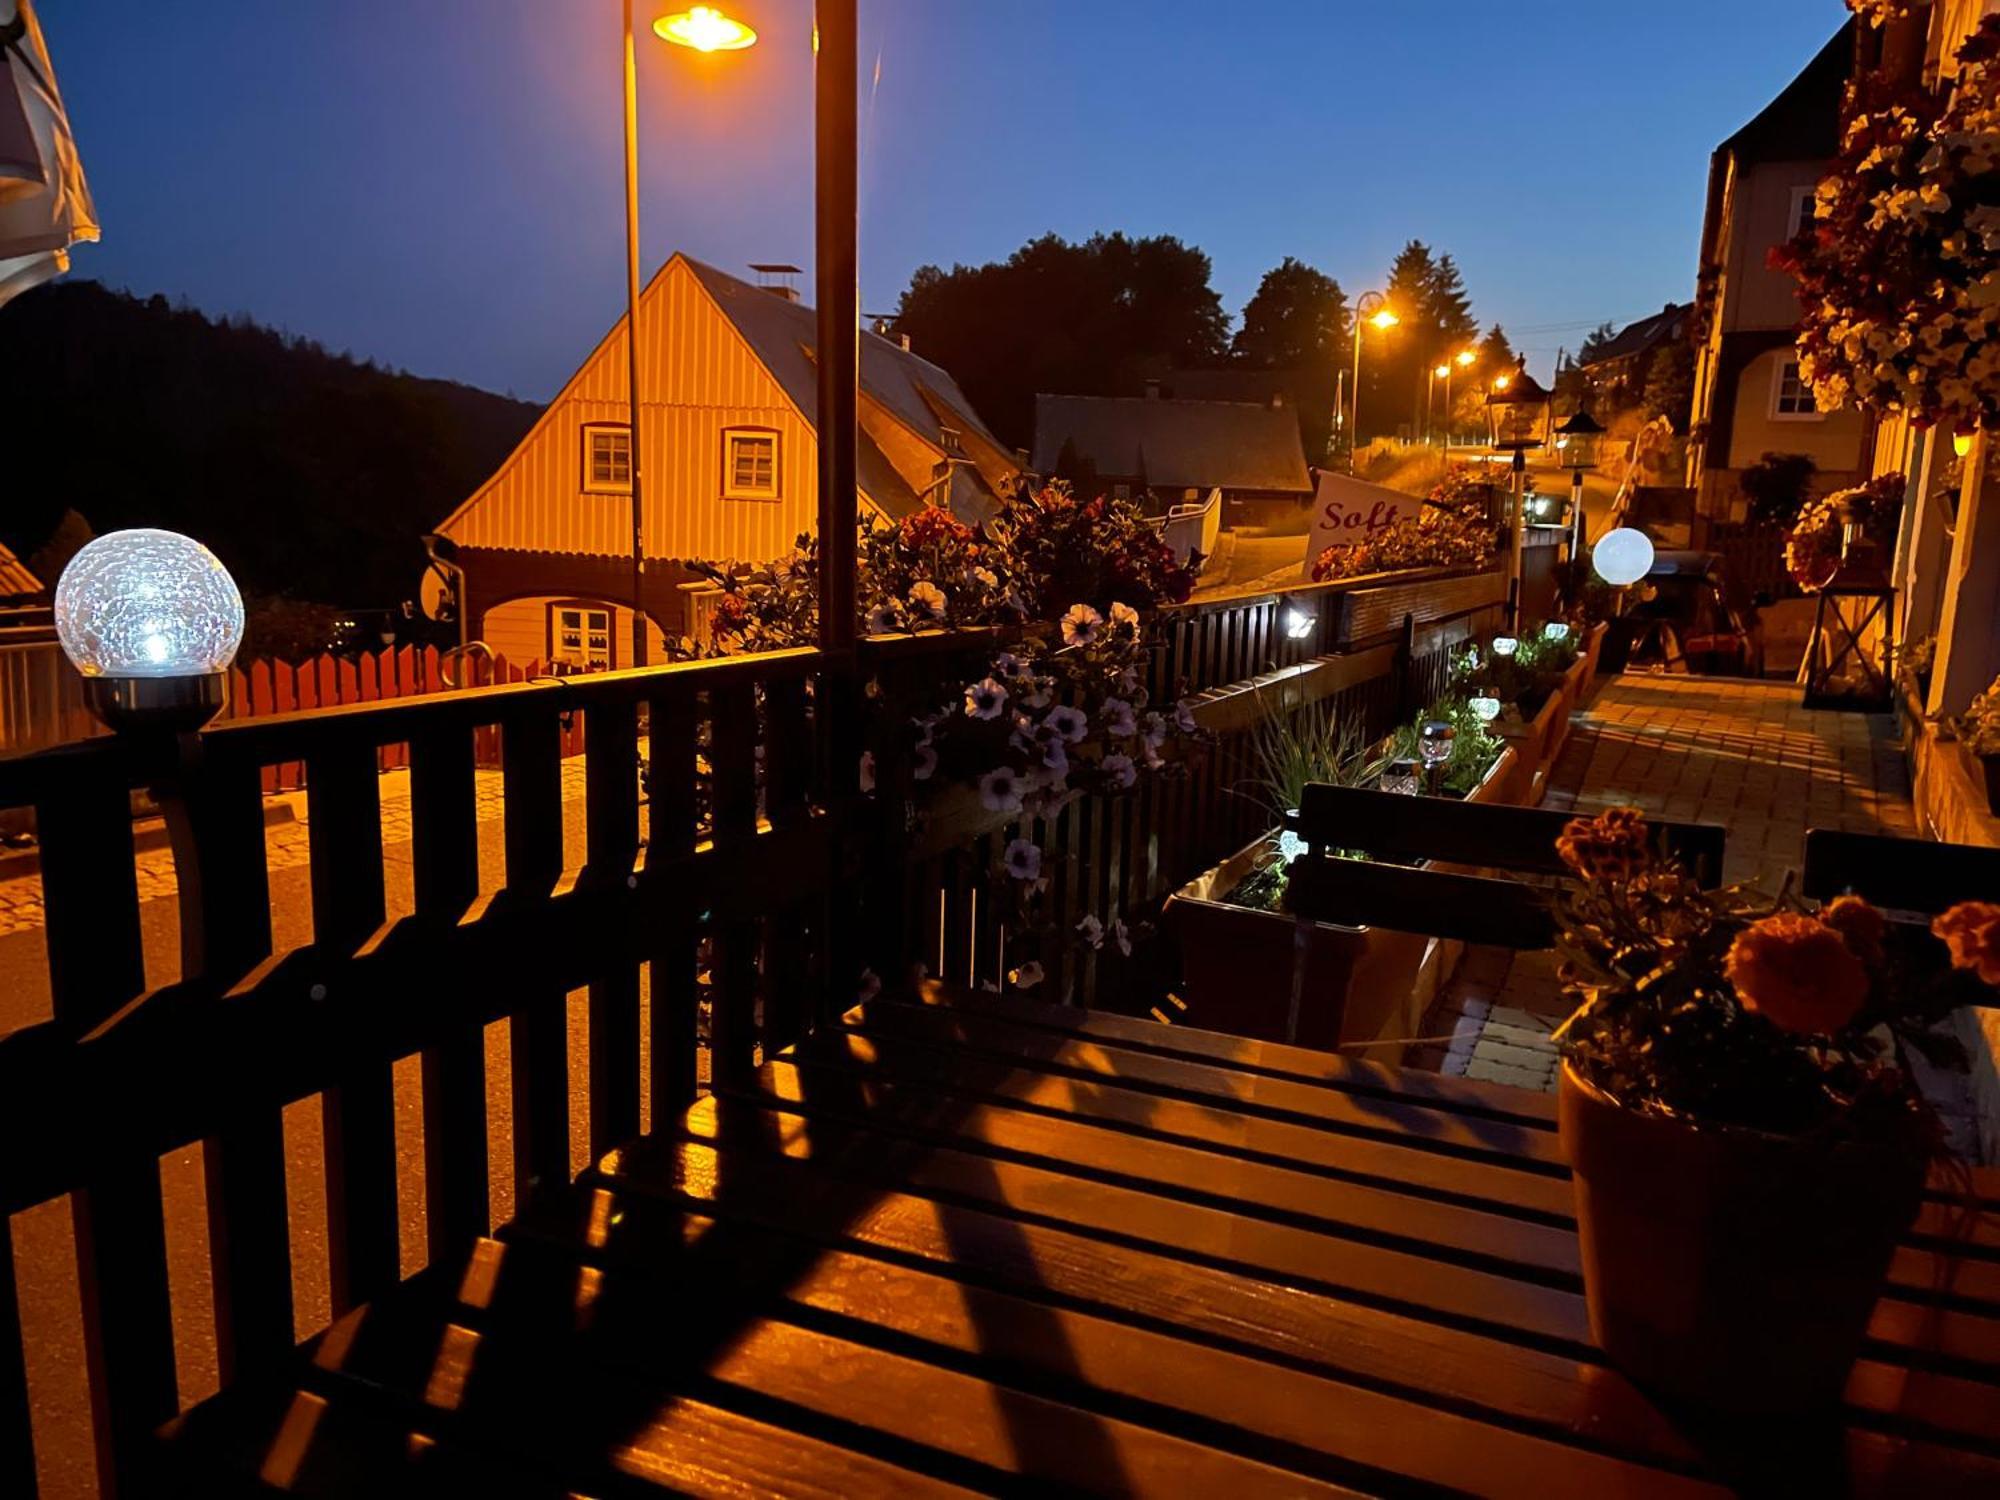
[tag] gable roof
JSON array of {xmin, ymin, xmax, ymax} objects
[
  {"xmin": 1716, "ymin": 21, "xmax": 1852, "ymax": 166},
  {"xmin": 1583, "ymin": 304, "xmax": 1690, "ymax": 370},
  {"xmin": 1030, "ymin": 394, "xmax": 1311, "ymax": 494}
]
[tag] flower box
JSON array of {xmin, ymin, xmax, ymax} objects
[{"xmin": 1164, "ymin": 746, "xmax": 1518, "ymax": 1057}]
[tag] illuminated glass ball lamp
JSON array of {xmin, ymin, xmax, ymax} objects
[
  {"xmin": 55, "ymin": 528, "xmax": 245, "ymax": 730},
  {"xmin": 1592, "ymin": 528, "xmax": 1655, "ymax": 588},
  {"xmin": 1469, "ymin": 692, "xmax": 1503, "ymax": 723},
  {"xmin": 1491, "ymin": 636, "xmax": 1518, "ymax": 657},
  {"xmin": 1543, "ymin": 622, "xmax": 1571, "ymax": 643}
]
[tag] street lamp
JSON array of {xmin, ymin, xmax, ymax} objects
[
  {"xmin": 1484, "ymin": 356, "xmax": 1554, "ymax": 629},
  {"xmin": 1554, "ymin": 405, "xmax": 1606, "ymax": 576},
  {"xmin": 1430, "ymin": 364, "xmax": 1450, "ymax": 448},
  {"xmin": 622, "ymin": 5, "xmax": 758, "ymax": 669},
  {"xmin": 1349, "ymin": 292, "xmax": 1397, "ymax": 474}
]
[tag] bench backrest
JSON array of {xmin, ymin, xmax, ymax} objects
[
  {"xmin": 1803, "ymin": 828, "xmax": 2000, "ymax": 915},
  {"xmin": 1283, "ymin": 783, "xmax": 1727, "ymax": 949}
]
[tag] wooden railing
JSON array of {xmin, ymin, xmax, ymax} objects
[{"xmin": 0, "ymin": 564, "xmax": 1504, "ymax": 1494}]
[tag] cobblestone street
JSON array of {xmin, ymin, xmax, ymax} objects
[{"xmin": 1412, "ymin": 674, "xmax": 1934, "ymax": 1100}]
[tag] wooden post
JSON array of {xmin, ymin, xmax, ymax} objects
[{"xmin": 814, "ymin": 0, "xmax": 858, "ymax": 654}]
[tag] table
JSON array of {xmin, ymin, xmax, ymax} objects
[{"xmin": 166, "ymin": 985, "xmax": 2000, "ymax": 1496}]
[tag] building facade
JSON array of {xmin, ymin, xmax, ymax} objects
[
  {"xmin": 1686, "ymin": 21, "xmax": 1868, "ymax": 519},
  {"xmin": 434, "ymin": 255, "xmax": 1017, "ymax": 665}
]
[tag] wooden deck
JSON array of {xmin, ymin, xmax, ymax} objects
[{"xmin": 166, "ymin": 986, "xmax": 2000, "ymax": 1497}]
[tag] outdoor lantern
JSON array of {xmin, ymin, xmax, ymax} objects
[
  {"xmin": 1543, "ymin": 621, "xmax": 1571, "ymax": 643},
  {"xmin": 1418, "ymin": 718, "xmax": 1455, "ymax": 793},
  {"xmin": 1382, "ymin": 758, "xmax": 1422, "ymax": 795},
  {"xmin": 55, "ymin": 527, "xmax": 244, "ymax": 731},
  {"xmin": 1485, "ymin": 358, "xmax": 1553, "ymax": 451},
  {"xmin": 1285, "ymin": 606, "xmax": 1316, "ymax": 640},
  {"xmin": 1593, "ymin": 527, "xmax": 1655, "ymax": 587},
  {"xmin": 1492, "ymin": 636, "xmax": 1518, "ymax": 657},
  {"xmin": 1802, "ymin": 543, "xmax": 1896, "ymax": 714},
  {"xmin": 1554, "ymin": 407, "xmax": 1605, "ymax": 472},
  {"xmin": 1469, "ymin": 690, "xmax": 1503, "ymax": 723}
]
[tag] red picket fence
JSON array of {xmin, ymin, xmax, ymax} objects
[{"xmin": 220, "ymin": 645, "xmax": 587, "ymax": 792}]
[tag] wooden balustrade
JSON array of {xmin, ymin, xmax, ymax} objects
[{"xmin": 0, "ymin": 566, "xmax": 1504, "ymax": 1494}]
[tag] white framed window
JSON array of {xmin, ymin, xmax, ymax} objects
[
  {"xmin": 723, "ymin": 427, "xmax": 780, "ymax": 499},
  {"xmin": 581, "ymin": 424, "xmax": 631, "ymax": 493},
  {"xmin": 1770, "ymin": 358, "xmax": 1822, "ymax": 420},
  {"xmin": 1785, "ymin": 184, "xmax": 1817, "ymax": 243},
  {"xmin": 549, "ymin": 604, "xmax": 613, "ymax": 671}
]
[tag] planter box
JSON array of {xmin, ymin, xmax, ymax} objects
[
  {"xmin": 1490, "ymin": 630, "xmax": 1600, "ymax": 806},
  {"xmin": 1164, "ymin": 746, "xmax": 1519, "ymax": 1058}
]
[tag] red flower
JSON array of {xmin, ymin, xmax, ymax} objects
[
  {"xmin": 1933, "ymin": 902, "xmax": 2000, "ymax": 987},
  {"xmin": 1724, "ymin": 913, "xmax": 1870, "ymax": 1035}
]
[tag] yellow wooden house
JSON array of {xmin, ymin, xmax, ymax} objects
[{"xmin": 433, "ymin": 255, "xmax": 1018, "ymax": 667}]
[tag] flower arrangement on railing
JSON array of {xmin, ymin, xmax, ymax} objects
[
  {"xmin": 1782, "ymin": 474, "xmax": 1903, "ymax": 591},
  {"xmin": 1310, "ymin": 501, "xmax": 1498, "ymax": 583},
  {"xmin": 1773, "ymin": 18, "xmax": 2000, "ymax": 433},
  {"xmin": 1846, "ymin": 0, "xmax": 1926, "ymax": 27},
  {"xmin": 675, "ymin": 482, "xmax": 1207, "ymax": 996}
]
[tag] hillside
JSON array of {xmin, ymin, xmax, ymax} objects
[{"xmin": 0, "ymin": 280, "xmax": 538, "ymax": 614}]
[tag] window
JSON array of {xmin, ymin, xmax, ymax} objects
[
  {"xmin": 1771, "ymin": 358, "xmax": 1821, "ymax": 420},
  {"xmin": 549, "ymin": 605, "xmax": 613, "ymax": 672},
  {"xmin": 582, "ymin": 424, "xmax": 631, "ymax": 493},
  {"xmin": 1785, "ymin": 185, "xmax": 1816, "ymax": 243},
  {"xmin": 723, "ymin": 428, "xmax": 780, "ymax": 499}
]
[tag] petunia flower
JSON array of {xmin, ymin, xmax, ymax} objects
[
  {"xmin": 1076, "ymin": 914, "xmax": 1105, "ymax": 950},
  {"xmin": 1003, "ymin": 838, "xmax": 1042, "ymax": 881},
  {"xmin": 1101, "ymin": 753, "xmax": 1138, "ymax": 790},
  {"xmin": 979, "ymin": 765, "xmax": 1026, "ymax": 812},
  {"xmin": 1061, "ymin": 603, "xmax": 1104, "ymax": 647},
  {"xmin": 965, "ymin": 676, "xmax": 1008, "ymax": 719},
  {"xmin": 907, "ymin": 581, "xmax": 947, "ymax": 624},
  {"xmin": 1044, "ymin": 704, "xmax": 1088, "ymax": 743}
]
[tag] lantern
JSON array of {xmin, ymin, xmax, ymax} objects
[
  {"xmin": 1554, "ymin": 407, "xmax": 1604, "ymax": 472},
  {"xmin": 1802, "ymin": 544, "xmax": 1895, "ymax": 714},
  {"xmin": 1485, "ymin": 359, "xmax": 1553, "ymax": 451},
  {"xmin": 55, "ymin": 528, "xmax": 244, "ymax": 730}
]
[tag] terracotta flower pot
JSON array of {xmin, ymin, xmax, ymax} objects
[{"xmin": 1558, "ymin": 1062, "xmax": 1926, "ymax": 1415}]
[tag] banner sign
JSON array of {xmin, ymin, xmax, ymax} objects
[{"xmin": 1302, "ymin": 472, "xmax": 1423, "ymax": 577}]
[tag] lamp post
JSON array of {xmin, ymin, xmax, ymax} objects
[
  {"xmin": 1447, "ymin": 348, "xmax": 1474, "ymax": 449},
  {"xmin": 1484, "ymin": 356, "xmax": 1554, "ymax": 630},
  {"xmin": 1349, "ymin": 292, "xmax": 1397, "ymax": 474},
  {"xmin": 1554, "ymin": 405, "xmax": 1605, "ymax": 585},
  {"xmin": 1430, "ymin": 364, "xmax": 1450, "ymax": 449},
  {"xmin": 625, "ymin": 6, "xmax": 758, "ymax": 669}
]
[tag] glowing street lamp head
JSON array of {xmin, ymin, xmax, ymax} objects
[
  {"xmin": 655, "ymin": 6, "xmax": 757, "ymax": 51},
  {"xmin": 1434, "ymin": 364, "xmax": 1452, "ymax": 380},
  {"xmin": 1369, "ymin": 308, "xmax": 1399, "ymax": 331},
  {"xmin": 1456, "ymin": 350, "xmax": 1476, "ymax": 367},
  {"xmin": 1492, "ymin": 373, "xmax": 1512, "ymax": 392},
  {"xmin": 1955, "ymin": 430, "xmax": 1976, "ymax": 459}
]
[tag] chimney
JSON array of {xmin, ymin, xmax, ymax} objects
[
  {"xmin": 747, "ymin": 262, "xmax": 803, "ymax": 303},
  {"xmin": 1143, "ymin": 379, "xmax": 1162, "ymax": 401}
]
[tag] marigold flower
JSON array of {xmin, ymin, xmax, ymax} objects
[
  {"xmin": 1933, "ymin": 901, "xmax": 2000, "ymax": 987},
  {"xmin": 1725, "ymin": 912, "xmax": 1870, "ymax": 1035},
  {"xmin": 1555, "ymin": 807, "xmax": 1653, "ymax": 882},
  {"xmin": 1821, "ymin": 893, "xmax": 1888, "ymax": 962}
]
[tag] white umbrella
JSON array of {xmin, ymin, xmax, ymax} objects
[{"xmin": 0, "ymin": 0, "xmax": 96, "ymax": 309}]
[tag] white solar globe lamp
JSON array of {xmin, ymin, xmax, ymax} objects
[
  {"xmin": 1491, "ymin": 636, "xmax": 1518, "ymax": 657},
  {"xmin": 1543, "ymin": 622, "xmax": 1571, "ymax": 642},
  {"xmin": 55, "ymin": 528, "xmax": 245, "ymax": 730},
  {"xmin": 1592, "ymin": 528, "xmax": 1655, "ymax": 588}
]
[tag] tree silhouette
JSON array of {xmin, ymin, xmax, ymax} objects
[{"xmin": 1230, "ymin": 257, "xmax": 1348, "ymax": 459}]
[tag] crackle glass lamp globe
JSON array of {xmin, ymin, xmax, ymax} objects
[
  {"xmin": 1592, "ymin": 528, "xmax": 1655, "ymax": 588},
  {"xmin": 1543, "ymin": 621, "xmax": 1571, "ymax": 643},
  {"xmin": 56, "ymin": 528, "xmax": 244, "ymax": 730}
]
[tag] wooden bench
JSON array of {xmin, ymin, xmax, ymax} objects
[
  {"xmin": 1804, "ymin": 827, "xmax": 2000, "ymax": 915},
  {"xmin": 1282, "ymin": 783, "xmax": 1726, "ymax": 949},
  {"xmin": 157, "ymin": 983, "xmax": 2000, "ymax": 1496}
]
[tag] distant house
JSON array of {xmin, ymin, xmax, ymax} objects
[
  {"xmin": 1030, "ymin": 388, "xmax": 1314, "ymax": 533},
  {"xmin": 1686, "ymin": 20, "xmax": 1867, "ymax": 518},
  {"xmin": 1577, "ymin": 303, "xmax": 1690, "ymax": 411},
  {"xmin": 0, "ymin": 541, "xmax": 42, "ymax": 603},
  {"xmin": 435, "ymin": 255, "xmax": 1017, "ymax": 667}
]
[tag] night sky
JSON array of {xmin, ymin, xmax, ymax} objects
[{"xmin": 42, "ymin": 0, "xmax": 1846, "ymax": 402}]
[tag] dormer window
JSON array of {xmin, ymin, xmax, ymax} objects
[
  {"xmin": 582, "ymin": 424, "xmax": 631, "ymax": 493},
  {"xmin": 939, "ymin": 425, "xmax": 966, "ymax": 459},
  {"xmin": 723, "ymin": 428, "xmax": 780, "ymax": 500}
]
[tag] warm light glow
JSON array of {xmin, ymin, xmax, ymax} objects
[
  {"xmin": 1593, "ymin": 528, "xmax": 1656, "ymax": 588},
  {"xmin": 1456, "ymin": 350, "xmax": 1477, "ymax": 367},
  {"xmin": 1955, "ymin": 430, "xmax": 1976, "ymax": 459},
  {"xmin": 1285, "ymin": 607, "xmax": 1317, "ymax": 640},
  {"xmin": 654, "ymin": 6, "xmax": 757, "ymax": 51},
  {"xmin": 1492, "ymin": 374, "xmax": 1512, "ymax": 392},
  {"xmin": 1434, "ymin": 364, "xmax": 1452, "ymax": 379},
  {"xmin": 1369, "ymin": 308, "xmax": 1400, "ymax": 331}
]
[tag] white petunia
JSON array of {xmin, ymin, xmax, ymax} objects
[
  {"xmin": 1003, "ymin": 838, "xmax": 1043, "ymax": 881},
  {"xmin": 1044, "ymin": 704, "xmax": 1088, "ymax": 743},
  {"xmin": 1061, "ymin": 603, "xmax": 1105, "ymax": 647},
  {"xmin": 979, "ymin": 765, "xmax": 1026, "ymax": 812},
  {"xmin": 1076, "ymin": 914, "xmax": 1105, "ymax": 950},
  {"xmin": 965, "ymin": 676, "xmax": 1008, "ymax": 719},
  {"xmin": 1101, "ymin": 753, "xmax": 1138, "ymax": 790},
  {"xmin": 907, "ymin": 581, "xmax": 948, "ymax": 624},
  {"xmin": 1101, "ymin": 696, "xmax": 1137, "ymax": 738}
]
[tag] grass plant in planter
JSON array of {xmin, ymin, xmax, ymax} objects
[{"xmin": 1549, "ymin": 809, "xmax": 1999, "ymax": 1414}]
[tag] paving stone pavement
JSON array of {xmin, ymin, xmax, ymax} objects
[{"xmin": 1410, "ymin": 673, "xmax": 1935, "ymax": 1101}]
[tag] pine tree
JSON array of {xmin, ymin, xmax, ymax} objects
[{"xmin": 1478, "ymin": 322, "xmax": 1517, "ymax": 375}]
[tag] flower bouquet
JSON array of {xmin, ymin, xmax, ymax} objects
[{"xmin": 1549, "ymin": 809, "xmax": 1998, "ymax": 1412}]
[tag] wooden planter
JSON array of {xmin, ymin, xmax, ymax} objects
[
  {"xmin": 1560, "ymin": 1062, "xmax": 1925, "ymax": 1415},
  {"xmin": 1164, "ymin": 747, "xmax": 1518, "ymax": 1058},
  {"xmin": 1492, "ymin": 631, "xmax": 1600, "ymax": 806}
]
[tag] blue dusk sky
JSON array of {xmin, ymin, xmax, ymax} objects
[{"xmin": 39, "ymin": 0, "xmax": 1849, "ymax": 402}]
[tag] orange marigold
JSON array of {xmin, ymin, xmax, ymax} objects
[
  {"xmin": 1821, "ymin": 893, "xmax": 1888, "ymax": 962},
  {"xmin": 1933, "ymin": 901, "xmax": 2000, "ymax": 987},
  {"xmin": 1555, "ymin": 807, "xmax": 1653, "ymax": 882},
  {"xmin": 1724, "ymin": 912, "xmax": 1870, "ymax": 1035}
]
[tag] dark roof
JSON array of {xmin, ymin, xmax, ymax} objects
[
  {"xmin": 1030, "ymin": 394, "xmax": 1311, "ymax": 495},
  {"xmin": 1152, "ymin": 367, "xmax": 1295, "ymax": 407},
  {"xmin": 1716, "ymin": 21, "xmax": 1853, "ymax": 165},
  {"xmin": 1582, "ymin": 304, "xmax": 1690, "ymax": 370},
  {"xmin": 685, "ymin": 257, "xmax": 1008, "ymax": 518}
]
